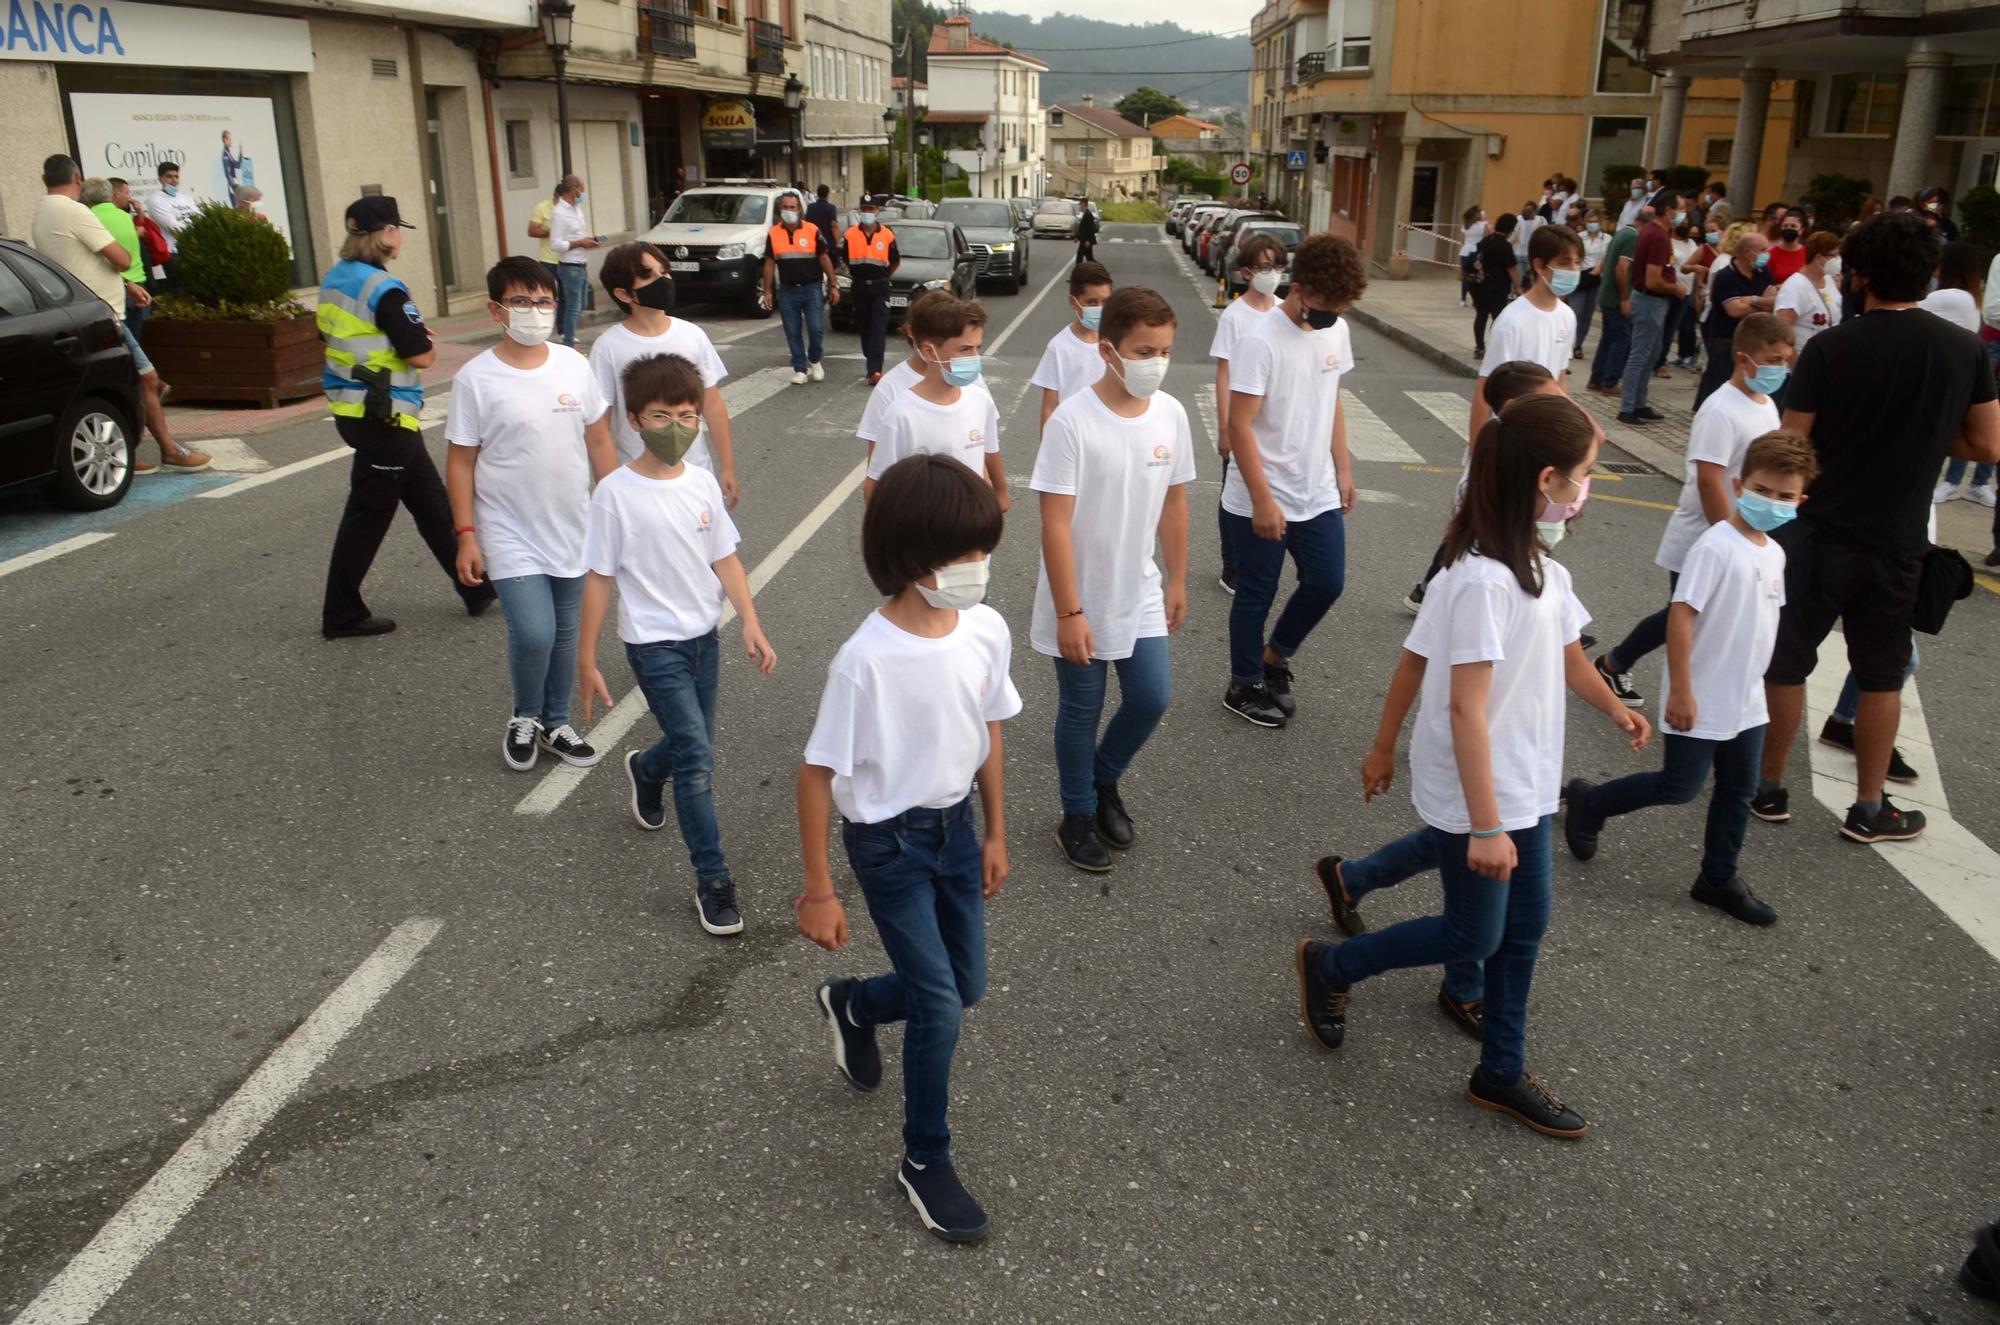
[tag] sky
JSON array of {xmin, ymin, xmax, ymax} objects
[{"xmin": 982, "ymin": 0, "xmax": 1265, "ymax": 38}]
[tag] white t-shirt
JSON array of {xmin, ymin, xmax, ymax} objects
[
  {"xmin": 1220, "ymin": 310, "xmax": 1350, "ymax": 522},
  {"xmin": 1405, "ymin": 554, "xmax": 1590, "ymax": 834},
  {"xmin": 1459, "ymin": 220, "xmax": 1488, "ymax": 258},
  {"xmin": 1655, "ymin": 382, "xmax": 1779, "ymax": 573},
  {"xmin": 1580, "ymin": 231, "xmax": 1610, "ymax": 274},
  {"xmin": 1774, "ymin": 271, "xmax": 1837, "ymax": 351},
  {"xmin": 1478, "ymin": 296, "xmax": 1576, "ymax": 378},
  {"xmin": 866, "ymin": 386, "xmax": 1001, "ymax": 481},
  {"xmin": 144, "ymin": 188, "xmax": 199, "ymax": 251},
  {"xmin": 804, "ymin": 605, "xmax": 1024, "ymax": 825},
  {"xmin": 1920, "ymin": 286, "xmax": 1981, "ymax": 334},
  {"xmin": 445, "ymin": 345, "xmax": 608, "ymax": 580},
  {"xmin": 856, "ymin": 358, "xmax": 925, "ymax": 444},
  {"xmin": 588, "ymin": 319, "xmax": 728, "ymax": 469},
  {"xmin": 32, "ymin": 194, "xmax": 124, "ymax": 318},
  {"xmin": 1661, "ymin": 521, "xmax": 1785, "ymax": 742},
  {"xmin": 1029, "ymin": 388, "xmax": 1197, "ymax": 660},
  {"xmin": 1207, "ymin": 295, "xmax": 1269, "ymax": 362},
  {"xmin": 582, "ymin": 463, "xmax": 740, "ymax": 644},
  {"xmin": 1031, "ymin": 323, "xmax": 1106, "ymax": 402},
  {"xmin": 1513, "ymin": 215, "xmax": 1539, "ymax": 259}
]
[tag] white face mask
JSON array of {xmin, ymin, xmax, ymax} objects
[
  {"xmin": 1250, "ymin": 269, "xmax": 1282, "ymax": 296},
  {"xmin": 1535, "ymin": 521, "xmax": 1568, "ymax": 549},
  {"xmin": 1108, "ymin": 349, "xmax": 1169, "ymax": 398},
  {"xmin": 504, "ymin": 306, "xmax": 556, "ymax": 346},
  {"xmin": 915, "ymin": 558, "xmax": 989, "ymax": 610},
  {"xmin": 780, "ymin": 208, "xmax": 800, "ymax": 224}
]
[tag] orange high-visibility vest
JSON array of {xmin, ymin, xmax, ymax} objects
[
  {"xmin": 769, "ymin": 220, "xmax": 821, "ymax": 257},
  {"xmin": 844, "ymin": 224, "xmax": 895, "ymax": 278}
]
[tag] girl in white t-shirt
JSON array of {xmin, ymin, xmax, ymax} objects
[
  {"xmin": 1298, "ymin": 394, "xmax": 1649, "ymax": 1140},
  {"xmin": 797, "ymin": 453, "xmax": 1021, "ymax": 1244},
  {"xmin": 1772, "ymin": 230, "xmax": 1842, "ymax": 374},
  {"xmin": 1457, "ymin": 205, "xmax": 1487, "ymax": 306}
]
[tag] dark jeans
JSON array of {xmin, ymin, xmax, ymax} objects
[
  {"xmin": 1222, "ymin": 507, "xmax": 1346, "ymax": 685},
  {"xmin": 1581, "ymin": 726, "xmax": 1765, "ymax": 886},
  {"xmin": 851, "ymin": 280, "xmax": 891, "ymax": 374},
  {"xmin": 1566, "ymin": 281, "xmax": 1598, "ymax": 353},
  {"xmin": 1605, "ymin": 572, "xmax": 1679, "ymax": 672},
  {"xmin": 1589, "ymin": 305, "xmax": 1631, "ymax": 387},
  {"xmin": 1621, "ymin": 291, "xmax": 1671, "ymax": 413},
  {"xmin": 556, "ymin": 262, "xmax": 589, "ymax": 347},
  {"xmin": 1674, "ymin": 297, "xmax": 1701, "ymax": 360},
  {"xmin": 626, "ymin": 631, "xmax": 729, "ymax": 883},
  {"xmin": 322, "ymin": 417, "xmax": 478, "ymax": 629},
  {"xmin": 1051, "ymin": 635, "xmax": 1171, "ymax": 814},
  {"xmin": 1217, "ymin": 456, "xmax": 1236, "ymax": 575},
  {"xmin": 1339, "ymin": 825, "xmax": 1486, "ymax": 1005},
  {"xmin": 777, "ymin": 282, "xmax": 824, "ymax": 372},
  {"xmin": 1692, "ymin": 335, "xmax": 1734, "ymax": 411},
  {"xmin": 1459, "ymin": 253, "xmax": 1477, "ymax": 302},
  {"xmin": 541, "ymin": 260, "xmax": 563, "ymax": 330},
  {"xmin": 1321, "ymin": 817, "xmax": 1555, "ymax": 1085},
  {"xmin": 843, "ymin": 797, "xmax": 986, "ymax": 1166}
]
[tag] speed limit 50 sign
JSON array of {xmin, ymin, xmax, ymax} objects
[{"xmin": 1229, "ymin": 162, "xmax": 1253, "ymax": 186}]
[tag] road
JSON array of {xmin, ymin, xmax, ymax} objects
[{"xmin": 3, "ymin": 224, "xmax": 1998, "ymax": 1324}]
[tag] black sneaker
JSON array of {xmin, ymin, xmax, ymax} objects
[
  {"xmin": 816, "ymin": 978, "xmax": 882, "ymax": 1092},
  {"xmin": 1403, "ymin": 582, "xmax": 1426, "ymax": 616},
  {"xmin": 1595, "ymin": 654, "xmax": 1643, "ymax": 707},
  {"xmin": 1437, "ymin": 983, "xmax": 1484, "ymax": 1041},
  {"xmin": 1465, "ymin": 1065, "xmax": 1589, "ymax": 1139},
  {"xmin": 537, "ymin": 723, "xmax": 602, "ymax": 767},
  {"xmin": 1223, "ymin": 681, "xmax": 1287, "ymax": 728},
  {"xmin": 1094, "ymin": 782, "xmax": 1135, "ymax": 849},
  {"xmin": 625, "ymin": 750, "xmax": 666, "ymax": 830},
  {"xmin": 1262, "ymin": 658, "xmax": 1298, "ymax": 718},
  {"xmin": 1562, "ymin": 778, "xmax": 1603, "ymax": 861},
  {"xmin": 1296, "ymin": 938, "xmax": 1350, "ymax": 1051},
  {"xmin": 1313, "ymin": 855, "xmax": 1366, "ymax": 936},
  {"xmin": 1616, "ymin": 412, "xmax": 1647, "ymax": 426},
  {"xmin": 1689, "ymin": 875, "xmax": 1777, "ymax": 926},
  {"xmin": 1986, "ymin": 547, "xmax": 2000, "ymax": 568},
  {"xmin": 897, "ymin": 1156, "xmax": 990, "ymax": 1243},
  {"xmin": 322, "ymin": 614, "xmax": 397, "ymax": 640},
  {"xmin": 502, "ymin": 716, "xmax": 541, "ymax": 771},
  {"xmin": 1750, "ymin": 785, "xmax": 1790, "ymax": 823},
  {"xmin": 1218, "ymin": 567, "xmax": 1237, "ymax": 594},
  {"xmin": 694, "ymin": 878, "xmax": 744, "ymax": 935},
  {"xmin": 1632, "ymin": 406, "xmax": 1665, "ymax": 422},
  {"xmin": 464, "ymin": 585, "xmax": 499, "ymax": 617},
  {"xmin": 1057, "ymin": 812, "xmax": 1113, "ymax": 872},
  {"xmin": 1840, "ymin": 797, "xmax": 1926, "ymax": 844},
  {"xmin": 1817, "ymin": 717, "xmax": 1919, "ymax": 783}
]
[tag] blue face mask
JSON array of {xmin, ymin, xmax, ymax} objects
[
  {"xmin": 942, "ymin": 353, "xmax": 982, "ymax": 387},
  {"xmin": 1746, "ymin": 363, "xmax": 1789, "ymax": 396},
  {"xmin": 162, "ymin": 184, "xmax": 178, "ymax": 196},
  {"xmin": 1737, "ymin": 490, "xmax": 1799, "ymax": 532},
  {"xmin": 1586, "ymin": 221, "xmax": 1601, "ymax": 235},
  {"xmin": 1753, "ymin": 251, "xmax": 1770, "ymax": 270},
  {"xmin": 1547, "ymin": 268, "xmax": 1581, "ymax": 297},
  {"xmin": 1705, "ymin": 231, "xmax": 1721, "ymax": 245},
  {"xmin": 1076, "ymin": 302, "xmax": 1103, "ymax": 330}
]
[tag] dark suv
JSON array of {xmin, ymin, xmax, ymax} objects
[{"xmin": 932, "ymin": 199, "xmax": 1029, "ymax": 293}]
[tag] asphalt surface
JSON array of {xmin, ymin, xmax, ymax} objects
[{"xmin": 4, "ymin": 224, "xmax": 1999, "ymax": 1324}]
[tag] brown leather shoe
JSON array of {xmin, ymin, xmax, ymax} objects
[
  {"xmin": 132, "ymin": 456, "xmax": 159, "ymax": 475},
  {"xmin": 160, "ymin": 447, "xmax": 212, "ymax": 472}
]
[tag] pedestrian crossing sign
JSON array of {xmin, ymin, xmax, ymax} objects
[{"xmin": 1286, "ymin": 149, "xmax": 1307, "ymax": 170}]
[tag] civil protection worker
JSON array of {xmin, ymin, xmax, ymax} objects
[
  {"xmin": 841, "ymin": 200, "xmax": 900, "ymax": 384},
  {"xmin": 762, "ymin": 188, "xmax": 838, "ymax": 385},
  {"xmin": 318, "ymin": 195, "xmax": 496, "ymax": 639}
]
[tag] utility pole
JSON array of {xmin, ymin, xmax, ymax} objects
[{"xmin": 902, "ymin": 27, "xmax": 917, "ymax": 197}]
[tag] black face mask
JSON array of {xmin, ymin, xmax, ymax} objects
[
  {"xmin": 632, "ymin": 278, "xmax": 676, "ymax": 313},
  {"xmin": 1303, "ymin": 305, "xmax": 1340, "ymax": 330},
  {"xmin": 1780, "ymin": 228, "xmax": 1800, "ymax": 242}
]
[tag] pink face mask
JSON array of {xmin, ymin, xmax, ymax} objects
[{"xmin": 1539, "ymin": 474, "xmax": 1592, "ymax": 524}]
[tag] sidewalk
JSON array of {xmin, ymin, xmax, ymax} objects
[{"xmin": 1348, "ymin": 265, "xmax": 1999, "ymax": 559}]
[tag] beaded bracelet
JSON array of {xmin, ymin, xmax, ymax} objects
[{"xmin": 1469, "ymin": 826, "xmax": 1505, "ymax": 839}]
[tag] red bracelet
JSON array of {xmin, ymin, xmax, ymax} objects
[{"xmin": 454, "ymin": 525, "xmax": 475, "ymax": 535}]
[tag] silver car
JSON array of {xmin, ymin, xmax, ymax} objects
[{"xmin": 1033, "ymin": 198, "xmax": 1079, "ymax": 238}]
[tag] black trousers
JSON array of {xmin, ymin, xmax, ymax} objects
[
  {"xmin": 851, "ymin": 280, "xmax": 891, "ymax": 373},
  {"xmin": 322, "ymin": 416, "xmax": 480, "ymax": 628}
]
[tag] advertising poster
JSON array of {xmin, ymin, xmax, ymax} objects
[{"xmin": 68, "ymin": 91, "xmax": 292, "ymax": 247}]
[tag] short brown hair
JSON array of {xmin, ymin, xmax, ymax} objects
[
  {"xmin": 908, "ymin": 294, "xmax": 988, "ymax": 347},
  {"xmin": 862, "ymin": 454, "xmax": 1004, "ymax": 596},
  {"xmin": 901, "ymin": 289, "xmax": 955, "ymax": 344},
  {"xmin": 1741, "ymin": 429, "xmax": 1819, "ymax": 487},
  {"xmin": 1233, "ymin": 233, "xmax": 1286, "ymax": 271},
  {"xmin": 1289, "ymin": 233, "xmax": 1366, "ymax": 304},
  {"xmin": 620, "ymin": 353, "xmax": 705, "ymax": 414},
  {"xmin": 1803, "ymin": 229, "xmax": 1843, "ymax": 261},
  {"xmin": 1732, "ymin": 311, "xmax": 1794, "ymax": 355},
  {"xmin": 1099, "ymin": 285, "xmax": 1175, "ymax": 349},
  {"xmin": 601, "ymin": 241, "xmax": 669, "ymax": 312},
  {"xmin": 1529, "ymin": 223, "xmax": 1581, "ymax": 265},
  {"xmin": 1069, "ymin": 260, "xmax": 1113, "ymax": 296}
]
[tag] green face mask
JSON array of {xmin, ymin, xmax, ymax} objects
[{"xmin": 639, "ymin": 420, "xmax": 699, "ymax": 465}]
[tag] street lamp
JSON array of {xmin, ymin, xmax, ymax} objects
[
  {"xmin": 784, "ymin": 72, "xmax": 804, "ymax": 188},
  {"xmin": 538, "ymin": 0, "xmax": 575, "ymax": 175},
  {"xmin": 883, "ymin": 106, "xmax": 896, "ymax": 197},
  {"xmin": 917, "ymin": 126, "xmax": 931, "ymax": 199}
]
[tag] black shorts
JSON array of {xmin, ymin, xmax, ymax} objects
[{"xmin": 1764, "ymin": 521, "xmax": 1922, "ymax": 692}]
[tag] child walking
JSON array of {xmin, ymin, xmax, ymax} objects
[
  {"xmin": 856, "ymin": 291, "xmax": 958, "ymax": 460},
  {"xmin": 578, "ymin": 354, "xmax": 777, "ymax": 937},
  {"xmin": 1032, "ymin": 261, "xmax": 1113, "ymax": 430},
  {"xmin": 1296, "ymin": 394, "xmax": 1649, "ymax": 1139},
  {"xmin": 798, "ymin": 454, "xmax": 1020, "ymax": 1243},
  {"xmin": 1563, "ymin": 432, "xmax": 1817, "ymax": 924},
  {"xmin": 865, "ymin": 295, "xmax": 1008, "ymax": 508},
  {"xmin": 1209, "ymin": 233, "xmax": 1288, "ymax": 595},
  {"xmin": 446, "ymin": 257, "xmax": 619, "ymax": 771},
  {"xmin": 1033, "ymin": 286, "xmax": 1193, "ymax": 873}
]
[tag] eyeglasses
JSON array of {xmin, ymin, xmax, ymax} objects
[
  {"xmin": 502, "ymin": 297, "xmax": 558, "ymax": 312},
  {"xmin": 637, "ymin": 410, "xmax": 703, "ymax": 429},
  {"xmin": 1246, "ymin": 264, "xmax": 1286, "ymax": 274}
]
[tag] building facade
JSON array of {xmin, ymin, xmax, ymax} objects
[
  {"xmin": 799, "ymin": 0, "xmax": 895, "ymax": 201},
  {"xmin": 925, "ymin": 15, "xmax": 1045, "ymax": 199},
  {"xmin": 1046, "ymin": 98, "xmax": 1163, "ymax": 201}
]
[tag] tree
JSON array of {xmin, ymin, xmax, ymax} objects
[{"xmin": 1114, "ymin": 86, "xmax": 1185, "ymax": 126}]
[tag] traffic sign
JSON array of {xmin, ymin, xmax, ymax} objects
[
  {"xmin": 1229, "ymin": 162, "xmax": 1252, "ymax": 186},
  {"xmin": 1285, "ymin": 149, "xmax": 1308, "ymax": 170}
]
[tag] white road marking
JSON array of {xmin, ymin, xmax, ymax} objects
[
  {"xmin": 1193, "ymin": 383, "xmax": 1218, "ymax": 449},
  {"xmin": 1408, "ymin": 389, "xmax": 1472, "ymax": 437},
  {"xmin": 13, "ymin": 917, "xmax": 445, "ymax": 1325},
  {"xmin": 711, "ymin": 317, "xmax": 788, "ymax": 345},
  {"xmin": 0, "ymin": 532, "xmax": 115, "ymax": 581},
  {"xmin": 515, "ymin": 459, "xmax": 872, "ymax": 817},
  {"xmin": 195, "ymin": 446, "xmax": 350, "ymax": 500},
  {"xmin": 192, "ymin": 437, "xmax": 271, "ymax": 475},
  {"xmin": 1804, "ymin": 638, "xmax": 2000, "ymax": 963},
  {"xmin": 720, "ymin": 365, "xmax": 800, "ymax": 418},
  {"xmin": 1341, "ymin": 395, "xmax": 1427, "ymax": 463}
]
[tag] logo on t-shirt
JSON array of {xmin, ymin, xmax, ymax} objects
[
  {"xmin": 967, "ymin": 427, "xmax": 985, "ymax": 446},
  {"xmin": 554, "ymin": 393, "xmax": 582, "ymax": 412},
  {"xmin": 1149, "ymin": 443, "xmax": 1172, "ymax": 468},
  {"xmin": 697, "ymin": 507, "xmax": 713, "ymax": 528},
  {"xmin": 1322, "ymin": 353, "xmax": 1340, "ymax": 371}
]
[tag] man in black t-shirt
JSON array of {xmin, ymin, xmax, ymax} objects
[
  {"xmin": 1758, "ymin": 212, "xmax": 2000, "ymax": 842},
  {"xmin": 1692, "ymin": 231, "xmax": 1775, "ymax": 410}
]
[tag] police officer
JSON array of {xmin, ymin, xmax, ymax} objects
[
  {"xmin": 762, "ymin": 189, "xmax": 838, "ymax": 385},
  {"xmin": 841, "ymin": 199, "xmax": 900, "ymax": 385},
  {"xmin": 318, "ymin": 195, "xmax": 495, "ymax": 638}
]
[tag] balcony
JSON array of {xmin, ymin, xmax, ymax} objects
[
  {"xmin": 639, "ymin": 2, "xmax": 695, "ymax": 60},
  {"xmin": 748, "ymin": 17, "xmax": 784, "ymax": 75},
  {"xmin": 1296, "ymin": 50, "xmax": 1324, "ymax": 80}
]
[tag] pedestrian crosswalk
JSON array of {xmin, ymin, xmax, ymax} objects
[
  {"xmin": 1340, "ymin": 396, "xmax": 1427, "ymax": 464},
  {"xmin": 1408, "ymin": 390, "xmax": 1472, "ymax": 437}
]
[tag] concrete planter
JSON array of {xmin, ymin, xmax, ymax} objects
[{"xmin": 140, "ymin": 313, "xmax": 323, "ymax": 408}]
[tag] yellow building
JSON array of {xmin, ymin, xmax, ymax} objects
[{"xmin": 1046, "ymin": 97, "xmax": 1164, "ymax": 201}]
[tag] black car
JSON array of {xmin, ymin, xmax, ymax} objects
[
  {"xmin": 0, "ymin": 238, "xmax": 141, "ymax": 511},
  {"xmin": 931, "ymin": 199, "xmax": 1029, "ymax": 293},
  {"xmin": 831, "ymin": 220, "xmax": 979, "ymax": 328}
]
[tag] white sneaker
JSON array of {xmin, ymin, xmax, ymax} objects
[
  {"xmin": 790, "ymin": 370, "xmax": 808, "ymax": 386},
  {"xmin": 1932, "ymin": 479, "xmax": 1959, "ymax": 504},
  {"xmin": 808, "ymin": 361, "xmax": 826, "ymax": 382},
  {"xmin": 1973, "ymin": 484, "xmax": 1998, "ymax": 509}
]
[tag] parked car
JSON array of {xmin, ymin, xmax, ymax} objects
[
  {"xmin": 1007, "ymin": 196, "xmax": 1038, "ymax": 232},
  {"xmin": 830, "ymin": 220, "xmax": 980, "ymax": 328},
  {"xmin": 1182, "ymin": 204, "xmax": 1229, "ymax": 256},
  {"xmin": 1220, "ymin": 218, "xmax": 1306, "ymax": 294},
  {"xmin": 1164, "ymin": 195, "xmax": 1211, "ymax": 237},
  {"xmin": 638, "ymin": 179, "xmax": 796, "ymax": 316},
  {"xmin": 932, "ymin": 198, "xmax": 1030, "ymax": 293},
  {"xmin": 0, "ymin": 238, "xmax": 141, "ymax": 511},
  {"xmin": 1203, "ymin": 210, "xmax": 1284, "ymax": 275},
  {"xmin": 1032, "ymin": 197, "xmax": 1080, "ymax": 238},
  {"xmin": 898, "ymin": 199, "xmax": 937, "ymax": 220}
]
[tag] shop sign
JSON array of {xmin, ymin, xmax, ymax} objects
[
  {"xmin": 0, "ymin": 0, "xmax": 312, "ymax": 72},
  {"xmin": 1329, "ymin": 115, "xmax": 1372, "ymax": 159},
  {"xmin": 701, "ymin": 98, "xmax": 758, "ymax": 151}
]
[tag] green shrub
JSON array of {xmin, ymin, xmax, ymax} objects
[
  {"xmin": 1958, "ymin": 185, "xmax": 2000, "ymax": 259},
  {"xmin": 169, "ymin": 201, "xmax": 294, "ymax": 313},
  {"xmin": 1662, "ymin": 164, "xmax": 1710, "ymax": 194},
  {"xmin": 1800, "ymin": 173, "xmax": 1873, "ymax": 230},
  {"xmin": 1600, "ymin": 162, "xmax": 1644, "ymax": 205}
]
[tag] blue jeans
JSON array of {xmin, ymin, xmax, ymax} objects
[
  {"xmin": 1589, "ymin": 305, "xmax": 1631, "ymax": 388},
  {"xmin": 1581, "ymin": 727, "xmax": 1764, "ymax": 886},
  {"xmin": 1943, "ymin": 458, "xmax": 1996, "ymax": 487},
  {"xmin": 625, "ymin": 631, "xmax": 728, "ymax": 883},
  {"xmin": 843, "ymin": 798, "xmax": 986, "ymax": 1165},
  {"xmin": 1338, "ymin": 825, "xmax": 1486, "ymax": 1005},
  {"xmin": 1223, "ymin": 507, "xmax": 1346, "ymax": 685},
  {"xmin": 777, "ymin": 282, "xmax": 824, "ymax": 372},
  {"xmin": 1832, "ymin": 641, "xmax": 1919, "ymax": 724},
  {"xmin": 557, "ymin": 262, "xmax": 588, "ymax": 347},
  {"xmin": 1566, "ymin": 283, "xmax": 1597, "ymax": 354},
  {"xmin": 1620, "ymin": 291, "xmax": 1670, "ymax": 413},
  {"xmin": 492, "ymin": 573, "xmax": 584, "ymax": 727},
  {"xmin": 1321, "ymin": 817, "xmax": 1554, "ymax": 1084},
  {"xmin": 1052, "ymin": 635, "xmax": 1171, "ymax": 814}
]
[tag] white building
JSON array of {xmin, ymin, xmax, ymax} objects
[
  {"xmin": 924, "ymin": 15, "xmax": 1045, "ymax": 199},
  {"xmin": 800, "ymin": 0, "xmax": 895, "ymax": 204}
]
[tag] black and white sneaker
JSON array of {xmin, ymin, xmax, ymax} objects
[
  {"xmin": 538, "ymin": 723, "xmax": 602, "ymax": 767},
  {"xmin": 502, "ymin": 717, "xmax": 541, "ymax": 771},
  {"xmin": 1841, "ymin": 797, "xmax": 1927, "ymax": 844},
  {"xmin": 1750, "ymin": 785, "xmax": 1790, "ymax": 823},
  {"xmin": 1594, "ymin": 654, "xmax": 1643, "ymax": 708},
  {"xmin": 1224, "ymin": 681, "xmax": 1287, "ymax": 728},
  {"xmin": 694, "ymin": 878, "xmax": 744, "ymax": 935},
  {"xmin": 1403, "ymin": 582, "xmax": 1426, "ymax": 617},
  {"xmin": 625, "ymin": 750, "xmax": 666, "ymax": 830},
  {"xmin": 1262, "ymin": 658, "xmax": 1298, "ymax": 718},
  {"xmin": 897, "ymin": 1155, "xmax": 990, "ymax": 1243},
  {"xmin": 1218, "ymin": 568, "xmax": 1237, "ymax": 595},
  {"xmin": 816, "ymin": 978, "xmax": 881, "ymax": 1092}
]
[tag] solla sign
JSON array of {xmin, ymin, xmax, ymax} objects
[{"xmin": 1, "ymin": 1, "xmax": 128, "ymax": 55}]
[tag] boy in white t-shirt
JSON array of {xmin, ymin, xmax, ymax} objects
[
  {"xmin": 1032, "ymin": 260, "xmax": 1112, "ymax": 430},
  {"xmin": 1595, "ymin": 313, "xmax": 1793, "ymax": 706},
  {"xmin": 1209, "ymin": 233, "xmax": 1289, "ymax": 594},
  {"xmin": 588, "ymin": 242, "xmax": 741, "ymax": 507},
  {"xmin": 578, "ymin": 354, "xmax": 777, "ymax": 939},
  {"xmin": 1033, "ymin": 286, "xmax": 1194, "ymax": 873},
  {"xmin": 857, "ymin": 292, "xmax": 991, "ymax": 460},
  {"xmin": 865, "ymin": 295, "xmax": 1009, "ymax": 508},
  {"xmin": 797, "ymin": 453, "xmax": 1020, "ymax": 1245},
  {"xmin": 1563, "ymin": 432, "xmax": 1817, "ymax": 925},
  {"xmin": 446, "ymin": 258, "xmax": 620, "ymax": 773}
]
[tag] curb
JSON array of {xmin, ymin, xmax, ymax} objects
[{"xmin": 1345, "ymin": 304, "xmax": 1477, "ymax": 381}]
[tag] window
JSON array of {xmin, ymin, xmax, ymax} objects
[
  {"xmin": 0, "ymin": 258, "xmax": 35, "ymax": 317},
  {"xmin": 1328, "ymin": 0, "xmax": 1370, "ymax": 70},
  {"xmin": 1079, "ymin": 142, "xmax": 1094, "ymax": 160},
  {"xmin": 1583, "ymin": 115, "xmax": 1650, "ymax": 202},
  {"xmin": 13, "ymin": 249, "xmax": 73, "ymax": 304},
  {"xmin": 1702, "ymin": 136, "xmax": 1731, "ymax": 168},
  {"xmin": 1824, "ymin": 73, "xmax": 1901, "ymax": 136},
  {"xmin": 1942, "ymin": 63, "xmax": 2000, "ymax": 137},
  {"xmin": 504, "ymin": 120, "xmax": 534, "ymax": 180},
  {"xmin": 1595, "ymin": 0, "xmax": 1653, "ymax": 95}
]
